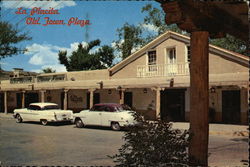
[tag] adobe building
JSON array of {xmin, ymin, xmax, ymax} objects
[{"xmin": 0, "ymin": 31, "xmax": 248, "ymax": 124}]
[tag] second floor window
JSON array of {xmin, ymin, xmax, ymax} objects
[
  {"xmin": 148, "ymin": 51, "xmax": 156, "ymax": 65},
  {"xmin": 148, "ymin": 51, "xmax": 157, "ymax": 72},
  {"xmin": 167, "ymin": 48, "xmax": 176, "ymax": 64}
]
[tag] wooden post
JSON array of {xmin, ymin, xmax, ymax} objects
[
  {"xmin": 189, "ymin": 31, "xmax": 209, "ymax": 166},
  {"xmin": 89, "ymin": 89, "xmax": 95, "ymax": 109},
  {"xmin": 21, "ymin": 91, "xmax": 25, "ymax": 108},
  {"xmin": 156, "ymin": 88, "xmax": 161, "ymax": 120},
  {"xmin": 63, "ymin": 89, "xmax": 68, "ymax": 110},
  {"xmin": 40, "ymin": 90, "xmax": 45, "ymax": 103},
  {"xmin": 119, "ymin": 89, "xmax": 125, "ymax": 104},
  {"xmin": 4, "ymin": 91, "xmax": 7, "ymax": 114}
]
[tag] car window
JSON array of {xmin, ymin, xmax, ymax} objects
[
  {"xmin": 104, "ymin": 106, "xmax": 111, "ymax": 112},
  {"xmin": 43, "ymin": 105, "xmax": 59, "ymax": 110},
  {"xmin": 90, "ymin": 105, "xmax": 103, "ymax": 111},
  {"xmin": 28, "ymin": 105, "xmax": 41, "ymax": 110},
  {"xmin": 116, "ymin": 104, "xmax": 132, "ymax": 111}
]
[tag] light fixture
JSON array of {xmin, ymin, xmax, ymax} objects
[
  {"xmin": 143, "ymin": 88, "xmax": 147, "ymax": 93},
  {"xmin": 210, "ymin": 87, "xmax": 216, "ymax": 93},
  {"xmin": 108, "ymin": 89, "xmax": 112, "ymax": 94}
]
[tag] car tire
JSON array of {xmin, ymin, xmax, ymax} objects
[
  {"xmin": 111, "ymin": 122, "xmax": 121, "ymax": 131},
  {"xmin": 75, "ymin": 118, "xmax": 84, "ymax": 128},
  {"xmin": 16, "ymin": 114, "xmax": 22, "ymax": 123},
  {"xmin": 41, "ymin": 119, "xmax": 48, "ymax": 126}
]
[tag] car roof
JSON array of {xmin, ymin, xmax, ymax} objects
[
  {"xmin": 94, "ymin": 103, "xmax": 122, "ymax": 107},
  {"xmin": 29, "ymin": 102, "xmax": 58, "ymax": 108}
]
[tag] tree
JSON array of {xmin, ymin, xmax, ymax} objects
[
  {"xmin": 141, "ymin": 4, "xmax": 182, "ymax": 36},
  {"xmin": 41, "ymin": 67, "xmax": 56, "ymax": 73},
  {"xmin": 0, "ymin": 21, "xmax": 31, "ymax": 60},
  {"xmin": 109, "ymin": 114, "xmax": 189, "ymax": 166},
  {"xmin": 114, "ymin": 23, "xmax": 144, "ymax": 60},
  {"xmin": 210, "ymin": 34, "xmax": 249, "ymax": 56},
  {"xmin": 58, "ymin": 39, "xmax": 114, "ymax": 71}
]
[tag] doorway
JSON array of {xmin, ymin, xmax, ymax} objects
[
  {"xmin": 0, "ymin": 93, "xmax": 4, "ymax": 113},
  {"xmin": 25, "ymin": 92, "xmax": 39, "ymax": 107},
  {"xmin": 87, "ymin": 92, "xmax": 100, "ymax": 109},
  {"xmin": 124, "ymin": 92, "xmax": 133, "ymax": 108},
  {"xmin": 222, "ymin": 90, "xmax": 240, "ymax": 124},
  {"xmin": 160, "ymin": 89, "xmax": 186, "ymax": 121}
]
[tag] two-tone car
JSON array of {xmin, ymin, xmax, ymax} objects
[
  {"xmin": 13, "ymin": 102, "xmax": 73, "ymax": 125},
  {"xmin": 73, "ymin": 103, "xmax": 138, "ymax": 131}
]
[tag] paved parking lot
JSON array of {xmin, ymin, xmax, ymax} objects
[
  {"xmin": 0, "ymin": 115, "xmax": 248, "ymax": 166},
  {"xmin": 0, "ymin": 119, "xmax": 124, "ymax": 166}
]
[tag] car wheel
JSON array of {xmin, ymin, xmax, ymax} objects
[
  {"xmin": 75, "ymin": 118, "xmax": 84, "ymax": 128},
  {"xmin": 111, "ymin": 122, "xmax": 121, "ymax": 131},
  {"xmin": 41, "ymin": 119, "xmax": 48, "ymax": 126},
  {"xmin": 16, "ymin": 114, "xmax": 22, "ymax": 123}
]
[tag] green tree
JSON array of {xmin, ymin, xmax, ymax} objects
[
  {"xmin": 41, "ymin": 67, "xmax": 56, "ymax": 73},
  {"xmin": 210, "ymin": 34, "xmax": 249, "ymax": 56},
  {"xmin": 58, "ymin": 39, "xmax": 114, "ymax": 71},
  {"xmin": 109, "ymin": 114, "xmax": 189, "ymax": 166},
  {"xmin": 0, "ymin": 21, "xmax": 31, "ymax": 60},
  {"xmin": 114, "ymin": 23, "xmax": 144, "ymax": 60}
]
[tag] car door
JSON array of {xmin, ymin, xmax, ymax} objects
[
  {"xmin": 27, "ymin": 105, "xmax": 40, "ymax": 121},
  {"xmin": 84, "ymin": 105, "xmax": 102, "ymax": 126},
  {"xmin": 101, "ymin": 106, "xmax": 116, "ymax": 126}
]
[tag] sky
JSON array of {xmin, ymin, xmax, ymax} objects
[{"xmin": 1, "ymin": 0, "xmax": 160, "ymax": 73}]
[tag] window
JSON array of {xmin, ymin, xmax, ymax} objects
[
  {"xmin": 187, "ymin": 45, "xmax": 191, "ymax": 63},
  {"xmin": 28, "ymin": 105, "xmax": 41, "ymax": 110},
  {"xmin": 148, "ymin": 51, "xmax": 157, "ymax": 71},
  {"xmin": 167, "ymin": 48, "xmax": 176, "ymax": 64},
  {"xmin": 148, "ymin": 51, "xmax": 156, "ymax": 65}
]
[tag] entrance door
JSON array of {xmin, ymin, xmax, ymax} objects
[
  {"xmin": 222, "ymin": 90, "xmax": 240, "ymax": 124},
  {"xmin": 0, "ymin": 93, "xmax": 4, "ymax": 113},
  {"xmin": 25, "ymin": 93, "xmax": 39, "ymax": 107},
  {"xmin": 124, "ymin": 92, "xmax": 133, "ymax": 108},
  {"xmin": 16, "ymin": 93, "xmax": 22, "ymax": 108},
  {"xmin": 160, "ymin": 89, "xmax": 185, "ymax": 121}
]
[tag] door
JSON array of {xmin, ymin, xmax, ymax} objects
[
  {"xmin": 124, "ymin": 92, "xmax": 133, "ymax": 108},
  {"xmin": 101, "ymin": 106, "xmax": 114, "ymax": 126},
  {"xmin": 16, "ymin": 93, "xmax": 22, "ymax": 109},
  {"xmin": 160, "ymin": 89, "xmax": 185, "ymax": 121},
  {"xmin": 222, "ymin": 90, "xmax": 240, "ymax": 124},
  {"xmin": 85, "ymin": 105, "xmax": 102, "ymax": 125},
  {"xmin": 25, "ymin": 93, "xmax": 39, "ymax": 108},
  {"xmin": 0, "ymin": 93, "xmax": 4, "ymax": 113}
]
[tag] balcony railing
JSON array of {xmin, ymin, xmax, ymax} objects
[
  {"xmin": 10, "ymin": 76, "xmax": 34, "ymax": 84},
  {"xmin": 137, "ymin": 63, "xmax": 190, "ymax": 78},
  {"xmin": 37, "ymin": 74, "xmax": 65, "ymax": 82}
]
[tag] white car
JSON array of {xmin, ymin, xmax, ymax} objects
[
  {"xmin": 73, "ymin": 103, "xmax": 138, "ymax": 131},
  {"xmin": 13, "ymin": 102, "xmax": 73, "ymax": 125}
]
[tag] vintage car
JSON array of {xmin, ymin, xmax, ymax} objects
[
  {"xmin": 13, "ymin": 102, "xmax": 73, "ymax": 125},
  {"xmin": 73, "ymin": 103, "xmax": 138, "ymax": 131}
]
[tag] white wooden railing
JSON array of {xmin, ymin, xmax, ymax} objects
[{"xmin": 137, "ymin": 63, "xmax": 190, "ymax": 78}]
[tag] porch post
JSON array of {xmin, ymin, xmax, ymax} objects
[
  {"xmin": 89, "ymin": 88, "xmax": 95, "ymax": 109},
  {"xmin": 189, "ymin": 31, "xmax": 209, "ymax": 166},
  {"xmin": 156, "ymin": 88, "xmax": 161, "ymax": 120},
  {"xmin": 21, "ymin": 91, "xmax": 25, "ymax": 108},
  {"xmin": 40, "ymin": 90, "xmax": 46, "ymax": 103},
  {"xmin": 64, "ymin": 89, "xmax": 68, "ymax": 110},
  {"xmin": 119, "ymin": 89, "xmax": 125, "ymax": 104},
  {"xmin": 4, "ymin": 91, "xmax": 7, "ymax": 114}
]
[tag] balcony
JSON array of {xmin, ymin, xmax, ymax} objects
[
  {"xmin": 37, "ymin": 74, "xmax": 65, "ymax": 82},
  {"xmin": 137, "ymin": 63, "xmax": 190, "ymax": 78},
  {"xmin": 10, "ymin": 76, "xmax": 34, "ymax": 84}
]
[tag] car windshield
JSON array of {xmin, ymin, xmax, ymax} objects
[
  {"xmin": 116, "ymin": 104, "xmax": 132, "ymax": 111},
  {"xmin": 43, "ymin": 105, "xmax": 59, "ymax": 110}
]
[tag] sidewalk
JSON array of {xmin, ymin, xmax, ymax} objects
[{"xmin": 1, "ymin": 113, "xmax": 248, "ymax": 137}]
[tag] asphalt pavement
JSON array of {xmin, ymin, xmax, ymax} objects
[{"xmin": 0, "ymin": 113, "xmax": 249, "ymax": 166}]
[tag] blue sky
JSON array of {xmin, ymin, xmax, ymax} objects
[{"xmin": 1, "ymin": 0, "xmax": 160, "ymax": 72}]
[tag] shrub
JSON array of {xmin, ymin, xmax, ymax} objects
[{"xmin": 109, "ymin": 114, "xmax": 189, "ymax": 167}]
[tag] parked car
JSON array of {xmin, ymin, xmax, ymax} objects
[
  {"xmin": 13, "ymin": 102, "xmax": 73, "ymax": 125},
  {"xmin": 73, "ymin": 103, "xmax": 138, "ymax": 131}
]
